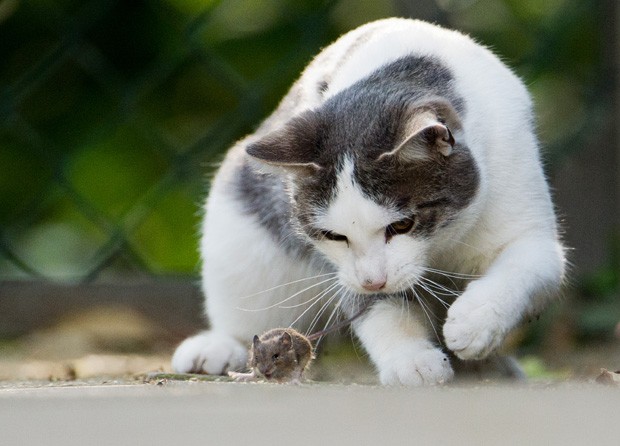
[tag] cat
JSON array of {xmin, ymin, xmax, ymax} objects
[{"xmin": 172, "ymin": 18, "xmax": 566, "ymax": 385}]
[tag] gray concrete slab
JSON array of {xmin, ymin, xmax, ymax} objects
[{"xmin": 1, "ymin": 381, "xmax": 618, "ymax": 446}]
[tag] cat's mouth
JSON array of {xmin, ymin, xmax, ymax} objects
[{"xmin": 345, "ymin": 278, "xmax": 415, "ymax": 296}]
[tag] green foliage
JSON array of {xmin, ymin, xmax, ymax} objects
[
  {"xmin": 576, "ymin": 236, "xmax": 620, "ymax": 340},
  {"xmin": 0, "ymin": 0, "xmax": 611, "ymax": 288}
]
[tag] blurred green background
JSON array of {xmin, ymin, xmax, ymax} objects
[{"xmin": 0, "ymin": 0, "xmax": 618, "ymax": 354}]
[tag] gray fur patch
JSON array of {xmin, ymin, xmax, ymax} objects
[
  {"xmin": 242, "ymin": 55, "xmax": 479, "ymax": 247},
  {"xmin": 234, "ymin": 162, "xmax": 313, "ymax": 259}
]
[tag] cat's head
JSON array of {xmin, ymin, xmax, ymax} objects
[{"xmin": 247, "ymin": 93, "xmax": 479, "ymax": 296}]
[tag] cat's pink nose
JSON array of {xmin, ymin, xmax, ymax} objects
[{"xmin": 362, "ymin": 278, "xmax": 386, "ymax": 292}]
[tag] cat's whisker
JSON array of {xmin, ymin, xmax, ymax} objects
[
  {"xmin": 398, "ymin": 291, "xmax": 408, "ymax": 324},
  {"xmin": 238, "ymin": 272, "xmax": 338, "ymax": 300},
  {"xmin": 409, "ymin": 283, "xmax": 442, "ymax": 344},
  {"xmin": 311, "ymin": 298, "xmax": 343, "ymax": 348},
  {"xmin": 239, "ymin": 273, "xmax": 338, "ymax": 300},
  {"xmin": 291, "ymin": 286, "xmax": 339, "ymax": 330},
  {"xmin": 308, "ymin": 292, "xmax": 338, "ymax": 333},
  {"xmin": 423, "ymin": 266, "xmax": 480, "ymax": 280},
  {"xmin": 236, "ymin": 276, "xmax": 338, "ymax": 312},
  {"xmin": 280, "ymin": 280, "xmax": 340, "ymax": 309},
  {"xmin": 417, "ymin": 280, "xmax": 451, "ymax": 309},
  {"xmin": 419, "ymin": 267, "xmax": 468, "ymax": 292},
  {"xmin": 419, "ymin": 276, "xmax": 459, "ymax": 299},
  {"xmin": 291, "ymin": 283, "xmax": 341, "ymax": 329},
  {"xmin": 307, "ymin": 283, "xmax": 346, "ymax": 333}
]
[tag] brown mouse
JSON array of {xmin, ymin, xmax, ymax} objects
[
  {"xmin": 228, "ymin": 301, "xmax": 371, "ymax": 383},
  {"xmin": 229, "ymin": 328, "xmax": 313, "ymax": 384}
]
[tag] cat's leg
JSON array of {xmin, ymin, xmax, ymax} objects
[
  {"xmin": 443, "ymin": 236, "xmax": 565, "ymax": 360},
  {"xmin": 172, "ymin": 189, "xmax": 328, "ymax": 374},
  {"xmin": 354, "ymin": 298, "xmax": 454, "ymax": 385},
  {"xmin": 172, "ymin": 330, "xmax": 248, "ymax": 375}
]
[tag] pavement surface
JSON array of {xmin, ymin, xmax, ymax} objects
[{"xmin": 1, "ymin": 379, "xmax": 618, "ymax": 446}]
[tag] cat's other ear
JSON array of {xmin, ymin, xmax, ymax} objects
[
  {"xmin": 379, "ymin": 100, "xmax": 460, "ymax": 162},
  {"xmin": 246, "ymin": 111, "xmax": 322, "ymax": 175}
]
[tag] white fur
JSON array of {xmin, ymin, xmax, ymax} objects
[
  {"xmin": 172, "ymin": 19, "xmax": 566, "ymax": 385},
  {"xmin": 314, "ymin": 158, "xmax": 427, "ymax": 294}
]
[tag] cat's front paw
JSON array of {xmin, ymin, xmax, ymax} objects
[
  {"xmin": 443, "ymin": 289, "xmax": 507, "ymax": 360},
  {"xmin": 172, "ymin": 331, "xmax": 248, "ymax": 375},
  {"xmin": 378, "ymin": 342, "xmax": 454, "ymax": 386}
]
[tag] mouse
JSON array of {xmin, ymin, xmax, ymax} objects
[
  {"xmin": 228, "ymin": 328, "xmax": 313, "ymax": 384},
  {"xmin": 228, "ymin": 301, "xmax": 372, "ymax": 383}
]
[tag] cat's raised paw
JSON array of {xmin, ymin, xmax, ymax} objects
[
  {"xmin": 443, "ymin": 292, "xmax": 506, "ymax": 360},
  {"xmin": 378, "ymin": 342, "xmax": 454, "ymax": 386},
  {"xmin": 172, "ymin": 331, "xmax": 248, "ymax": 375}
]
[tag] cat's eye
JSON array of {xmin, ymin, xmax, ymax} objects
[
  {"xmin": 320, "ymin": 230, "xmax": 348, "ymax": 244},
  {"xmin": 386, "ymin": 217, "xmax": 415, "ymax": 236}
]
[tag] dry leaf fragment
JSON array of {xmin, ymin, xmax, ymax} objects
[{"xmin": 595, "ymin": 368, "xmax": 620, "ymax": 386}]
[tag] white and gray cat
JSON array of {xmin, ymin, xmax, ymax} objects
[{"xmin": 172, "ymin": 18, "xmax": 566, "ymax": 385}]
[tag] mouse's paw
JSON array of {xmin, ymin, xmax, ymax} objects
[
  {"xmin": 378, "ymin": 342, "xmax": 454, "ymax": 386},
  {"xmin": 172, "ymin": 331, "xmax": 247, "ymax": 375},
  {"xmin": 443, "ymin": 286, "xmax": 507, "ymax": 360}
]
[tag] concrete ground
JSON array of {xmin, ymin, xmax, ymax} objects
[
  {"xmin": 1, "ymin": 379, "xmax": 619, "ymax": 446},
  {"xmin": 2, "ymin": 302, "xmax": 619, "ymax": 445}
]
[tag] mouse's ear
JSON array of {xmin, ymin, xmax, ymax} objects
[
  {"xmin": 253, "ymin": 335, "xmax": 260, "ymax": 347},
  {"xmin": 280, "ymin": 331, "xmax": 292, "ymax": 348}
]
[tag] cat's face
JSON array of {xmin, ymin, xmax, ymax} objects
[
  {"xmin": 304, "ymin": 158, "xmax": 434, "ymax": 294},
  {"xmin": 247, "ymin": 91, "xmax": 479, "ymax": 295},
  {"xmin": 292, "ymin": 148, "xmax": 478, "ymax": 294}
]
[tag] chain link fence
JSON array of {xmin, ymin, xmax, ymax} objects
[
  {"xmin": 0, "ymin": 0, "xmax": 616, "ymax": 344},
  {"xmin": 0, "ymin": 0, "xmax": 346, "ymax": 282}
]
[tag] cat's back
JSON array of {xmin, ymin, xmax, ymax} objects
[
  {"xmin": 323, "ymin": 18, "xmax": 522, "ymax": 96},
  {"xmin": 219, "ymin": 18, "xmax": 531, "ymax": 171},
  {"xmin": 249, "ymin": 18, "xmax": 533, "ymax": 164},
  {"xmin": 294, "ymin": 18, "xmax": 527, "ymax": 109}
]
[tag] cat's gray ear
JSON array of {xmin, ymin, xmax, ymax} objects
[
  {"xmin": 379, "ymin": 100, "xmax": 460, "ymax": 162},
  {"xmin": 246, "ymin": 112, "xmax": 322, "ymax": 175}
]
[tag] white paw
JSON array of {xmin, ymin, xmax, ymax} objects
[
  {"xmin": 378, "ymin": 342, "xmax": 454, "ymax": 386},
  {"xmin": 443, "ymin": 291, "xmax": 506, "ymax": 360},
  {"xmin": 172, "ymin": 331, "xmax": 248, "ymax": 375}
]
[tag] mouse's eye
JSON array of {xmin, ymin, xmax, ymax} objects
[{"xmin": 272, "ymin": 353, "xmax": 279, "ymax": 361}]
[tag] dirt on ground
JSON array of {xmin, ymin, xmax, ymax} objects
[{"xmin": 1, "ymin": 304, "xmax": 618, "ymax": 387}]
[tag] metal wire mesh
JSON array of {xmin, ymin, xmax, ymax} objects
[
  {"xmin": 0, "ymin": 0, "xmax": 338, "ymax": 282},
  {"xmin": 0, "ymin": 0, "xmax": 613, "ymax": 288}
]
